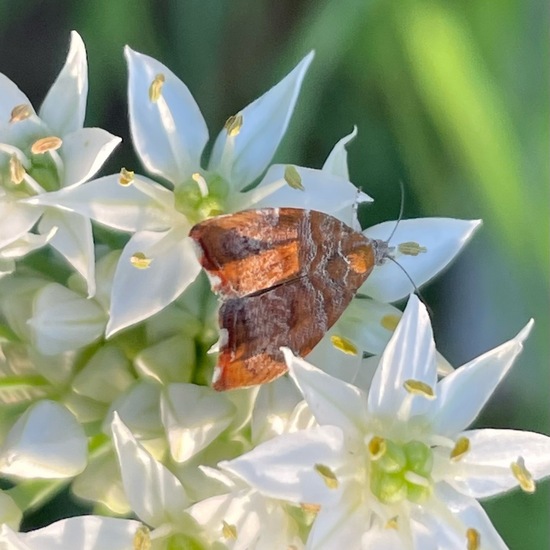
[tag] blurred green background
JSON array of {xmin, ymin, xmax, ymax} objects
[{"xmin": 1, "ymin": 0, "xmax": 547, "ymax": 546}]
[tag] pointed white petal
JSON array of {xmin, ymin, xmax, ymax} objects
[
  {"xmin": 38, "ymin": 209, "xmax": 96, "ymax": 296},
  {"xmin": 111, "ymin": 413, "xmax": 189, "ymax": 527},
  {"xmin": 125, "ymin": 46, "xmax": 208, "ymax": 183},
  {"xmin": 445, "ymin": 428, "xmax": 550, "ymax": 498},
  {"xmin": 368, "ymin": 295, "xmax": 437, "ymax": 419},
  {"xmin": 0, "ymin": 228, "xmax": 55, "ymax": 260},
  {"xmin": 220, "ymin": 425, "xmax": 345, "ymax": 505},
  {"xmin": 284, "ymin": 348, "xmax": 368, "ymax": 438},
  {"xmin": 0, "ymin": 201, "xmax": 42, "ymax": 249},
  {"xmin": 60, "ymin": 128, "xmax": 121, "ymax": 186},
  {"xmin": 0, "ymin": 400, "xmax": 86, "ymax": 478},
  {"xmin": 28, "ymin": 283, "xmax": 105, "ymax": 355},
  {"xmin": 308, "ymin": 497, "xmax": 372, "ymax": 549},
  {"xmin": 16, "ymin": 516, "xmax": 143, "ymax": 550},
  {"xmin": 209, "ymin": 52, "xmax": 314, "ymax": 188},
  {"xmin": 249, "ymin": 164, "xmax": 370, "ymax": 221},
  {"xmin": 432, "ymin": 320, "xmax": 533, "ymax": 435},
  {"xmin": 0, "ymin": 525, "xmax": 31, "ymax": 550},
  {"xmin": 26, "ymin": 174, "xmax": 176, "ymax": 232},
  {"xmin": 161, "ymin": 384, "xmax": 235, "ymax": 463},
  {"xmin": 362, "ymin": 218, "xmax": 482, "ymax": 302},
  {"xmin": 322, "ymin": 126, "xmax": 358, "ymax": 179},
  {"xmin": 106, "ymin": 229, "xmax": 200, "ymax": 336},
  {"xmin": 39, "ymin": 31, "xmax": 88, "ymax": 136}
]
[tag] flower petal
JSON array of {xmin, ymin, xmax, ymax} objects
[
  {"xmin": 161, "ymin": 384, "xmax": 236, "ymax": 463},
  {"xmin": 432, "ymin": 320, "xmax": 533, "ymax": 435},
  {"xmin": 445, "ymin": 429, "xmax": 550, "ymax": 498},
  {"xmin": 0, "ymin": 400, "xmax": 87, "ymax": 479},
  {"xmin": 362, "ymin": 218, "xmax": 482, "ymax": 302},
  {"xmin": 60, "ymin": 128, "xmax": 121, "ymax": 187},
  {"xmin": 284, "ymin": 348, "xmax": 368, "ymax": 438},
  {"xmin": 0, "ymin": 74, "xmax": 34, "ymax": 124},
  {"xmin": 38, "ymin": 209, "xmax": 96, "ymax": 297},
  {"xmin": 0, "ymin": 201, "xmax": 42, "ymax": 249},
  {"xmin": 245, "ymin": 164, "xmax": 370, "ymax": 222},
  {"xmin": 111, "ymin": 413, "xmax": 189, "ymax": 527},
  {"xmin": 26, "ymin": 174, "xmax": 176, "ymax": 232},
  {"xmin": 0, "ymin": 491, "xmax": 22, "ymax": 530},
  {"xmin": 125, "ymin": 46, "xmax": 208, "ymax": 183},
  {"xmin": 106, "ymin": 229, "xmax": 201, "ymax": 336},
  {"xmin": 28, "ymin": 283, "xmax": 105, "ymax": 355},
  {"xmin": 220, "ymin": 425, "xmax": 345, "ymax": 505},
  {"xmin": 39, "ymin": 31, "xmax": 88, "ymax": 136},
  {"xmin": 10, "ymin": 516, "xmax": 143, "ymax": 550},
  {"xmin": 322, "ymin": 126, "xmax": 358, "ymax": 179},
  {"xmin": 367, "ymin": 295, "xmax": 437, "ymax": 419},
  {"xmin": 209, "ymin": 52, "xmax": 314, "ymax": 189}
]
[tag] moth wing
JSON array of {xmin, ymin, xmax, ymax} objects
[{"xmin": 189, "ymin": 208, "xmax": 307, "ymax": 298}]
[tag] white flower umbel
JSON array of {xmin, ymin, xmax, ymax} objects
[
  {"xmin": 0, "ymin": 31, "xmax": 120, "ymax": 296},
  {"xmin": 221, "ymin": 296, "xmax": 550, "ymax": 549}
]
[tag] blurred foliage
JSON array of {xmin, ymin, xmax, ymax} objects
[{"xmin": 0, "ymin": 0, "xmax": 547, "ymax": 546}]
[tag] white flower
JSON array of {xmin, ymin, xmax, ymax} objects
[
  {"xmin": 29, "ymin": 50, "xmax": 365, "ymax": 336},
  {"xmin": 0, "ymin": 516, "xmax": 143, "ymax": 550},
  {"xmin": 221, "ymin": 295, "xmax": 550, "ymax": 549},
  {"xmin": 0, "ymin": 31, "xmax": 120, "ymax": 296}
]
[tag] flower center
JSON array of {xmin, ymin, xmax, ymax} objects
[
  {"xmin": 368, "ymin": 436, "xmax": 433, "ymax": 504},
  {"xmin": 173, "ymin": 171, "xmax": 229, "ymax": 223}
]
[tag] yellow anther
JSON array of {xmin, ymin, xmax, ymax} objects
[
  {"xmin": 398, "ymin": 241, "xmax": 427, "ymax": 256},
  {"xmin": 31, "ymin": 136, "xmax": 63, "ymax": 154},
  {"xmin": 380, "ymin": 314, "xmax": 401, "ymax": 332},
  {"xmin": 330, "ymin": 335, "xmax": 358, "ymax": 355},
  {"xmin": 511, "ymin": 457, "xmax": 536, "ymax": 493},
  {"xmin": 221, "ymin": 520, "xmax": 237, "ymax": 540},
  {"xmin": 119, "ymin": 167, "xmax": 135, "ymax": 186},
  {"xmin": 385, "ymin": 516, "xmax": 399, "ymax": 530},
  {"xmin": 450, "ymin": 437, "xmax": 470, "ymax": 461},
  {"xmin": 9, "ymin": 154, "xmax": 25, "ymax": 184},
  {"xmin": 403, "ymin": 379, "xmax": 435, "ymax": 399},
  {"xmin": 10, "ymin": 104, "xmax": 33, "ymax": 123},
  {"xmin": 300, "ymin": 502, "xmax": 321, "ymax": 514},
  {"xmin": 133, "ymin": 525, "xmax": 151, "ymax": 550},
  {"xmin": 149, "ymin": 73, "xmax": 165, "ymax": 102},
  {"xmin": 466, "ymin": 527, "xmax": 480, "ymax": 550},
  {"xmin": 131, "ymin": 252, "xmax": 152, "ymax": 269},
  {"xmin": 284, "ymin": 165, "xmax": 304, "ymax": 190},
  {"xmin": 368, "ymin": 436, "xmax": 387, "ymax": 460},
  {"xmin": 224, "ymin": 113, "xmax": 243, "ymax": 137},
  {"xmin": 314, "ymin": 463, "xmax": 339, "ymax": 489}
]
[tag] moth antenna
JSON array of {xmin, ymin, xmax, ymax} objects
[
  {"xmin": 351, "ymin": 187, "xmax": 362, "ymax": 231},
  {"xmin": 386, "ymin": 179, "xmax": 405, "ymax": 244},
  {"xmin": 386, "ymin": 255, "xmax": 434, "ymax": 318}
]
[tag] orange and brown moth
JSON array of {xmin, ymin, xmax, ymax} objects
[{"xmin": 189, "ymin": 208, "xmax": 389, "ymax": 391}]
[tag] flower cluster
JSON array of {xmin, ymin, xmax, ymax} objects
[{"xmin": 0, "ymin": 31, "xmax": 548, "ymax": 549}]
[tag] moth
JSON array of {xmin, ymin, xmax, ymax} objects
[{"xmin": 189, "ymin": 207, "xmax": 389, "ymax": 390}]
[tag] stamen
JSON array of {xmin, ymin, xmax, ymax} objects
[
  {"xmin": 511, "ymin": 457, "xmax": 536, "ymax": 493},
  {"xmin": 9, "ymin": 154, "xmax": 25, "ymax": 184},
  {"xmin": 10, "ymin": 104, "xmax": 33, "ymax": 123},
  {"xmin": 380, "ymin": 314, "xmax": 401, "ymax": 331},
  {"xmin": 403, "ymin": 470, "xmax": 430, "ymax": 488},
  {"xmin": 314, "ymin": 463, "xmax": 339, "ymax": 489},
  {"xmin": 385, "ymin": 516, "xmax": 399, "ymax": 530},
  {"xmin": 31, "ymin": 136, "xmax": 63, "ymax": 155},
  {"xmin": 398, "ymin": 241, "xmax": 427, "ymax": 256},
  {"xmin": 330, "ymin": 335, "xmax": 358, "ymax": 355},
  {"xmin": 466, "ymin": 527, "xmax": 480, "ymax": 550},
  {"xmin": 450, "ymin": 437, "xmax": 470, "ymax": 461},
  {"xmin": 133, "ymin": 525, "xmax": 151, "ymax": 550},
  {"xmin": 221, "ymin": 520, "xmax": 237, "ymax": 540},
  {"xmin": 284, "ymin": 165, "xmax": 304, "ymax": 190},
  {"xmin": 368, "ymin": 436, "xmax": 387, "ymax": 460},
  {"xmin": 149, "ymin": 74, "xmax": 165, "ymax": 102},
  {"xmin": 403, "ymin": 379, "xmax": 435, "ymax": 399},
  {"xmin": 224, "ymin": 113, "xmax": 243, "ymax": 137},
  {"xmin": 191, "ymin": 172, "xmax": 209, "ymax": 198},
  {"xmin": 131, "ymin": 252, "xmax": 152, "ymax": 269},
  {"xmin": 300, "ymin": 502, "xmax": 321, "ymax": 514},
  {"xmin": 119, "ymin": 167, "xmax": 135, "ymax": 186}
]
